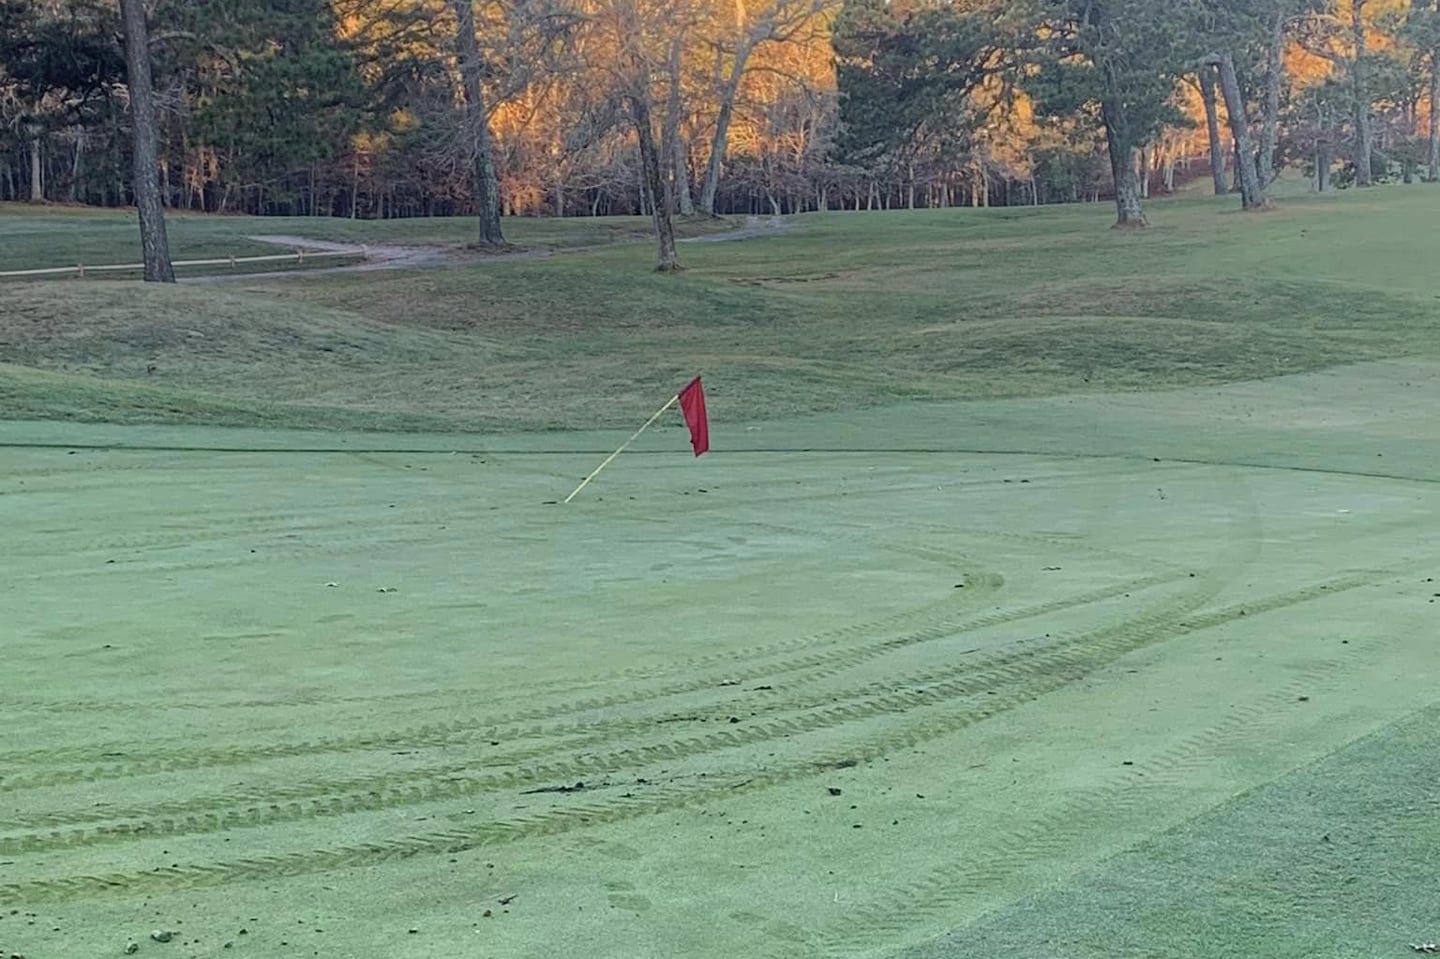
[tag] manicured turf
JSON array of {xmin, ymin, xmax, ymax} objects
[
  {"xmin": 3, "ymin": 192, "xmax": 1440, "ymax": 959},
  {"xmin": 907, "ymin": 700, "xmax": 1440, "ymax": 959}
]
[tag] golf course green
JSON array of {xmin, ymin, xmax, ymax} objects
[{"xmin": 3, "ymin": 191, "xmax": 1440, "ymax": 958}]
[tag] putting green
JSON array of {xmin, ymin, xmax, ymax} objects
[{"xmin": 3, "ymin": 360, "xmax": 1439, "ymax": 958}]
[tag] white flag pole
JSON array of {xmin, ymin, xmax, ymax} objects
[{"xmin": 563, "ymin": 394, "xmax": 679, "ymax": 504}]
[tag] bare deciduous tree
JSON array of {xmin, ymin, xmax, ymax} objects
[
  {"xmin": 451, "ymin": 0, "xmax": 505, "ymax": 245},
  {"xmin": 695, "ymin": 0, "xmax": 832, "ymax": 215}
]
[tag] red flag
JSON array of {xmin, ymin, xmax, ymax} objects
[{"xmin": 678, "ymin": 377, "xmax": 709, "ymax": 456}]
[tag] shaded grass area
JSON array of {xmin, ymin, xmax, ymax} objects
[
  {"xmin": 918, "ymin": 702, "xmax": 1440, "ymax": 959},
  {"xmin": 4, "ymin": 189, "xmax": 1440, "ymax": 430},
  {"xmin": 0, "ymin": 362, "xmax": 453, "ymax": 430},
  {"xmin": 0, "ymin": 203, "xmax": 737, "ymax": 272}
]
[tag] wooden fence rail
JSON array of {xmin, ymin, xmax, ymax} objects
[{"xmin": 0, "ymin": 247, "xmax": 367, "ymax": 279}]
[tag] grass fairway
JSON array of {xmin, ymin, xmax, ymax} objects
[{"xmin": 4, "ymin": 193, "xmax": 1440, "ymax": 958}]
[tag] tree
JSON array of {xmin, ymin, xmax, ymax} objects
[
  {"xmin": 1401, "ymin": 0, "xmax": 1440, "ymax": 180},
  {"xmin": 1283, "ymin": 75, "xmax": 1344, "ymax": 190},
  {"xmin": 158, "ymin": 0, "xmax": 371, "ymax": 215},
  {"xmin": 1192, "ymin": 69, "xmax": 1229, "ymax": 194},
  {"xmin": 832, "ymin": 0, "xmax": 1003, "ymax": 185},
  {"xmin": 695, "ymin": 0, "xmax": 832, "ymax": 215},
  {"xmin": 451, "ymin": 0, "xmax": 505, "ymax": 244},
  {"xmin": 1427, "ymin": 0, "xmax": 1440, "ymax": 181},
  {"xmin": 1203, "ymin": 52, "xmax": 1269, "ymax": 209},
  {"xmin": 1351, "ymin": 0, "xmax": 1374, "ymax": 185},
  {"xmin": 1028, "ymin": 0, "xmax": 1188, "ymax": 227},
  {"xmin": 0, "ymin": 0, "xmax": 120, "ymax": 203},
  {"xmin": 1259, "ymin": 6, "xmax": 1286, "ymax": 186},
  {"xmin": 590, "ymin": 0, "xmax": 685, "ymax": 268},
  {"xmin": 119, "ymin": 0, "xmax": 175, "ymax": 282},
  {"xmin": 664, "ymin": 30, "xmax": 696, "ymax": 214},
  {"xmin": 1, "ymin": 0, "xmax": 1422, "ymax": 222},
  {"xmin": 1422, "ymin": 0, "xmax": 1440, "ymax": 183}
]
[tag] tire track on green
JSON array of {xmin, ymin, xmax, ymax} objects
[
  {"xmin": 0, "ymin": 562, "xmax": 1007, "ymax": 717},
  {"xmin": 3, "ymin": 566, "xmax": 1380, "ymax": 885},
  {"xmin": 0, "ymin": 579, "xmax": 1191, "ymax": 839},
  {"xmin": 0, "ymin": 572, "xmax": 1172, "ymax": 791},
  {"xmin": 601, "ymin": 460, "xmax": 1188, "ymax": 525},
  {"xmin": 8, "ymin": 507, "xmax": 383, "ymax": 557},
  {"xmin": 799, "ymin": 632, "xmax": 1398, "ymax": 959},
  {"xmin": 11, "ymin": 524, "xmax": 466, "ymax": 584},
  {"xmin": 0, "ymin": 556, "xmax": 997, "ymax": 711},
  {"xmin": 0, "ymin": 559, "xmax": 1322, "ymax": 904}
]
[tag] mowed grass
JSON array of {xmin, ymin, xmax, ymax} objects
[
  {"xmin": 913, "ymin": 703, "xmax": 1440, "ymax": 959},
  {"xmin": 3, "ymin": 188, "xmax": 1440, "ymax": 431}
]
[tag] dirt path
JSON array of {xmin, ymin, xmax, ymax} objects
[
  {"xmin": 247, "ymin": 235, "xmax": 449, "ymax": 269},
  {"xmin": 182, "ymin": 235, "xmax": 463, "ymax": 283},
  {"xmin": 682, "ymin": 214, "xmax": 788, "ymax": 243},
  {"xmin": 185, "ymin": 217, "xmax": 789, "ymax": 282}
]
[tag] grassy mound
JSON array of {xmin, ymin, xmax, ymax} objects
[{"xmin": 4, "ymin": 190, "xmax": 1440, "ymax": 431}]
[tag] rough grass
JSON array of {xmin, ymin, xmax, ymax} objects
[
  {"xmin": 4, "ymin": 188, "xmax": 1440, "ymax": 430},
  {"xmin": 0, "ymin": 203, "xmax": 739, "ymax": 272}
]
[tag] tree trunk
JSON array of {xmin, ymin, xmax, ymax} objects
[
  {"xmin": 27, "ymin": 134, "xmax": 43, "ymax": 203},
  {"xmin": 1199, "ymin": 69, "xmax": 1228, "ymax": 196},
  {"xmin": 119, "ymin": 0, "xmax": 175, "ymax": 282},
  {"xmin": 1352, "ymin": 0, "xmax": 1373, "ymax": 186},
  {"xmin": 69, "ymin": 133, "xmax": 82, "ymax": 202},
  {"xmin": 1101, "ymin": 102, "xmax": 1146, "ymax": 227},
  {"xmin": 630, "ymin": 93, "xmax": 680, "ymax": 272},
  {"xmin": 1317, "ymin": 145, "xmax": 1331, "ymax": 191},
  {"xmin": 1258, "ymin": 9, "xmax": 1284, "ymax": 187},
  {"xmin": 698, "ymin": 41, "xmax": 752, "ymax": 216},
  {"xmin": 1137, "ymin": 146, "xmax": 1150, "ymax": 198},
  {"xmin": 673, "ymin": 138, "xmax": 694, "ymax": 215},
  {"xmin": 664, "ymin": 36, "xmax": 695, "ymax": 216},
  {"xmin": 1211, "ymin": 55, "xmax": 1267, "ymax": 210},
  {"xmin": 451, "ymin": 0, "xmax": 505, "ymax": 245},
  {"xmin": 1430, "ymin": 3, "xmax": 1440, "ymax": 182}
]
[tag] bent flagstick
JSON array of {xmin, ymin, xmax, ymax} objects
[{"xmin": 563, "ymin": 377, "xmax": 710, "ymax": 504}]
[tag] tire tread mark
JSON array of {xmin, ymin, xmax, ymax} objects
[
  {"xmin": 0, "ymin": 575, "xmax": 1174, "ymax": 784},
  {"xmin": 0, "ymin": 571, "xmax": 1379, "ymax": 899},
  {"xmin": 0, "ymin": 563, "xmax": 1015, "ymax": 716},
  {"xmin": 5, "ymin": 570, "xmax": 1355, "ymax": 846},
  {"xmin": 800, "ymin": 632, "xmax": 1395, "ymax": 959}
]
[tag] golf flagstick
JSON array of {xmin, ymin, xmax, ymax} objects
[{"xmin": 563, "ymin": 395, "xmax": 679, "ymax": 504}]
